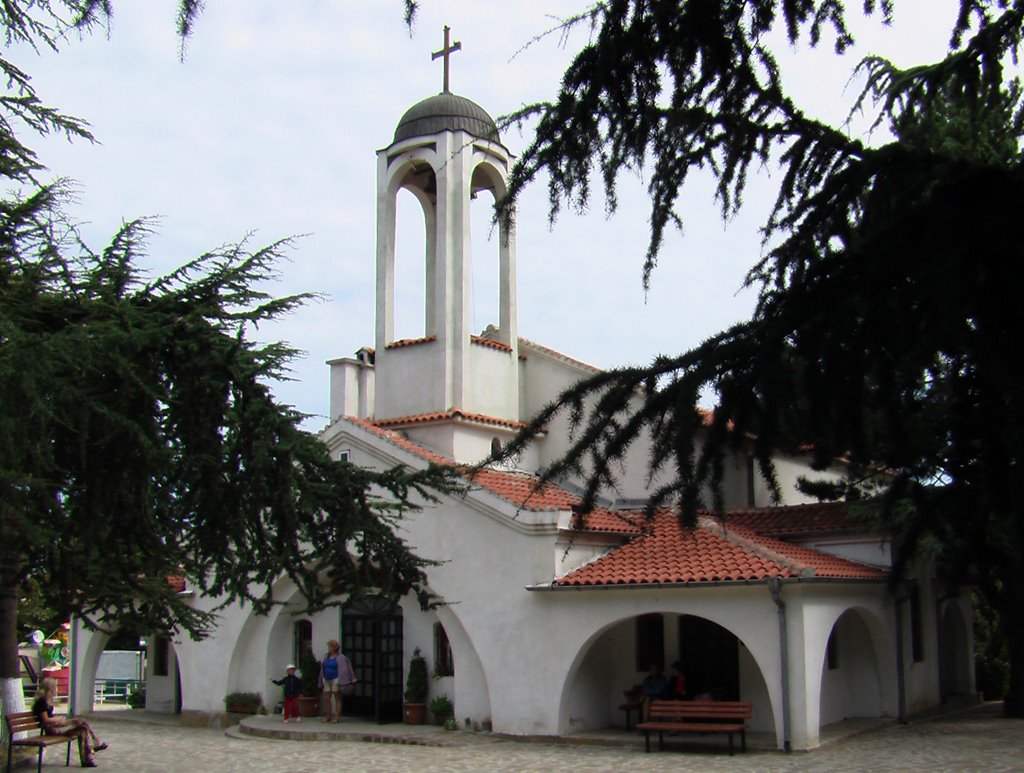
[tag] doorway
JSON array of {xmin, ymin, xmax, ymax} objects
[
  {"xmin": 678, "ymin": 614, "xmax": 740, "ymax": 700},
  {"xmin": 342, "ymin": 596, "xmax": 403, "ymax": 723}
]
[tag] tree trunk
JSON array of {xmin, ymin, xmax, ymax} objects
[{"xmin": 0, "ymin": 581, "xmax": 27, "ymax": 719}]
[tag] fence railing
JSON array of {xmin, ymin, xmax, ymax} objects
[{"xmin": 93, "ymin": 678, "xmax": 143, "ymax": 703}]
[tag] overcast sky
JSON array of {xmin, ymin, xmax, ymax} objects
[{"xmin": 11, "ymin": 1, "xmax": 962, "ymax": 430}]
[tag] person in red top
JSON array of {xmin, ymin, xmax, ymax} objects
[
  {"xmin": 666, "ymin": 661, "xmax": 688, "ymax": 700},
  {"xmin": 32, "ymin": 677, "xmax": 108, "ymax": 767}
]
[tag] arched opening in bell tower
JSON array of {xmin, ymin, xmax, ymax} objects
[
  {"xmin": 469, "ymin": 175, "xmax": 500, "ymax": 336},
  {"xmin": 468, "ymin": 159, "xmax": 512, "ymax": 344},
  {"xmin": 394, "ymin": 185, "xmax": 430, "ymax": 341}
]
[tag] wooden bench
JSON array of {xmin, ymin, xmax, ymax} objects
[
  {"xmin": 635, "ymin": 699, "xmax": 752, "ymax": 755},
  {"xmin": 4, "ymin": 711, "xmax": 73, "ymax": 773}
]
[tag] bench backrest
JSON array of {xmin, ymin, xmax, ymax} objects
[
  {"xmin": 4, "ymin": 710, "xmax": 44, "ymax": 736},
  {"xmin": 648, "ymin": 699, "xmax": 752, "ymax": 722}
]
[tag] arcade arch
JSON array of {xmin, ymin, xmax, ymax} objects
[
  {"xmin": 938, "ymin": 600, "xmax": 971, "ymax": 700},
  {"xmin": 557, "ymin": 611, "xmax": 776, "ymax": 737},
  {"xmin": 818, "ymin": 608, "xmax": 884, "ymax": 724}
]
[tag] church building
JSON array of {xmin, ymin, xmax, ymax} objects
[{"xmin": 69, "ymin": 34, "xmax": 975, "ymax": 751}]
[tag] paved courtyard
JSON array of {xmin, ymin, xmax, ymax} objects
[{"xmin": 14, "ymin": 702, "xmax": 1023, "ymax": 772}]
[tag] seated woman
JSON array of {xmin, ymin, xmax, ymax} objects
[{"xmin": 32, "ymin": 677, "xmax": 108, "ymax": 768}]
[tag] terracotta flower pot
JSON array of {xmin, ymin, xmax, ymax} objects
[
  {"xmin": 403, "ymin": 702, "xmax": 427, "ymax": 724},
  {"xmin": 297, "ymin": 695, "xmax": 321, "ymax": 717}
]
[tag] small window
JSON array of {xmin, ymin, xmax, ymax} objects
[
  {"xmin": 434, "ymin": 622, "xmax": 454, "ymax": 677},
  {"xmin": 826, "ymin": 629, "xmax": 839, "ymax": 670},
  {"xmin": 490, "ymin": 437, "xmax": 502, "ymax": 456},
  {"xmin": 338, "ymin": 450, "xmax": 351, "ymax": 463},
  {"xmin": 635, "ymin": 614, "xmax": 664, "ymax": 672}
]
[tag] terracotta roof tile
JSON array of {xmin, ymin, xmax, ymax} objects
[
  {"xmin": 374, "ymin": 409, "xmax": 529, "ymax": 431},
  {"xmin": 384, "ymin": 335, "xmax": 437, "ymax": 350},
  {"xmin": 337, "ymin": 418, "xmax": 884, "ymax": 582},
  {"xmin": 470, "ymin": 335, "xmax": 513, "ymax": 353},
  {"xmin": 570, "ymin": 508, "xmax": 644, "ymax": 534},
  {"xmin": 342, "ymin": 417, "xmax": 573, "ymax": 511},
  {"xmin": 726, "ymin": 501, "xmax": 871, "ymax": 537},
  {"xmin": 553, "ymin": 510, "xmax": 886, "ymax": 588}
]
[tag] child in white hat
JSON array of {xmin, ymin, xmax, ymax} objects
[{"xmin": 272, "ymin": 664, "xmax": 303, "ymax": 723}]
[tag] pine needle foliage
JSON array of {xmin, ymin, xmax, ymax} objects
[
  {"xmin": 0, "ymin": 203, "xmax": 457, "ymax": 646},
  {"xmin": 485, "ymin": 1, "xmax": 1024, "ymax": 715},
  {"xmin": 0, "ymin": 0, "xmax": 459, "ymax": 688}
]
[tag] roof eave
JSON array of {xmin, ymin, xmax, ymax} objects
[{"xmin": 528, "ymin": 575, "xmax": 889, "ymax": 591}]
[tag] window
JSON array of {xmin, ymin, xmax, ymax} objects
[
  {"xmin": 434, "ymin": 622, "xmax": 454, "ymax": 676},
  {"xmin": 338, "ymin": 450, "xmax": 351, "ymax": 463},
  {"xmin": 635, "ymin": 614, "xmax": 664, "ymax": 672},
  {"xmin": 910, "ymin": 585, "xmax": 924, "ymax": 662},
  {"xmin": 490, "ymin": 437, "xmax": 502, "ymax": 456},
  {"xmin": 294, "ymin": 619, "xmax": 313, "ymax": 663}
]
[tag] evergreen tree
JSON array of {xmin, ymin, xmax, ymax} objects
[
  {"xmin": 451, "ymin": 0, "xmax": 1024, "ymax": 716},
  {"xmin": 0, "ymin": 0, "xmax": 456, "ymax": 716}
]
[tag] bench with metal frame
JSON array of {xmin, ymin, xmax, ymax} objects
[{"xmin": 3, "ymin": 710, "xmax": 72, "ymax": 773}]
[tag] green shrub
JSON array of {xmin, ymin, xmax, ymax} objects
[
  {"xmin": 404, "ymin": 648, "xmax": 428, "ymax": 703},
  {"xmin": 299, "ymin": 647, "xmax": 321, "ymax": 697},
  {"xmin": 223, "ymin": 691, "xmax": 262, "ymax": 712},
  {"xmin": 429, "ymin": 693, "xmax": 453, "ymax": 719}
]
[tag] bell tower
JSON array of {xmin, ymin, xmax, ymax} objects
[{"xmin": 371, "ymin": 28, "xmax": 520, "ymax": 460}]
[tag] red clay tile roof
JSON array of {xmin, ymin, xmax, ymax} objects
[
  {"xmin": 726, "ymin": 501, "xmax": 871, "ymax": 537},
  {"xmin": 374, "ymin": 409, "xmax": 530, "ymax": 431},
  {"xmin": 570, "ymin": 508, "xmax": 644, "ymax": 535},
  {"xmin": 552, "ymin": 510, "xmax": 886, "ymax": 588},
  {"xmin": 471, "ymin": 335, "xmax": 513, "ymax": 353},
  {"xmin": 343, "ymin": 417, "xmax": 574, "ymax": 511},
  {"xmin": 338, "ymin": 417, "xmax": 883, "ymax": 582},
  {"xmin": 384, "ymin": 335, "xmax": 437, "ymax": 349}
]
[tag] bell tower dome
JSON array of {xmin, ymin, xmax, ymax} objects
[{"xmin": 371, "ymin": 28, "xmax": 520, "ymax": 462}]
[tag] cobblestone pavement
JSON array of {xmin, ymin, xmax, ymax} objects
[{"xmin": 17, "ymin": 702, "xmax": 1023, "ymax": 773}]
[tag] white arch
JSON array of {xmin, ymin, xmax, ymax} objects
[
  {"xmin": 434, "ymin": 604, "xmax": 491, "ymax": 725},
  {"xmin": 816, "ymin": 607, "xmax": 885, "ymax": 725},
  {"xmin": 938, "ymin": 598, "xmax": 972, "ymax": 699},
  {"xmin": 555, "ymin": 608, "xmax": 777, "ymax": 738}
]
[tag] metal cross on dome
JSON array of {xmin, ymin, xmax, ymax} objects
[{"xmin": 432, "ymin": 25, "xmax": 462, "ymax": 93}]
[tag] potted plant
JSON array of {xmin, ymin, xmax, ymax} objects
[
  {"xmin": 297, "ymin": 647, "xmax": 322, "ymax": 717},
  {"xmin": 428, "ymin": 694, "xmax": 453, "ymax": 725},
  {"xmin": 224, "ymin": 691, "xmax": 262, "ymax": 714},
  {"xmin": 403, "ymin": 648, "xmax": 428, "ymax": 724}
]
